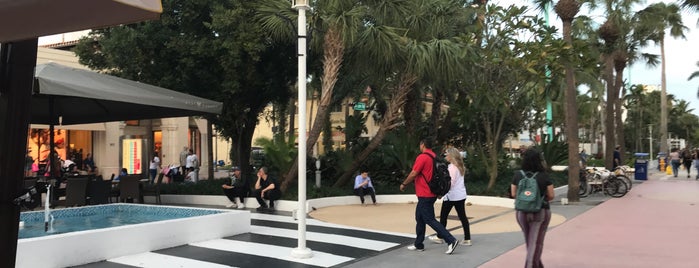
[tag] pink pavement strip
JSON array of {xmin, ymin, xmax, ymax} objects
[{"xmin": 482, "ymin": 176, "xmax": 699, "ymax": 268}]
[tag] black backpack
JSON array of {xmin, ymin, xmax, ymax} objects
[{"xmin": 421, "ymin": 153, "xmax": 451, "ymax": 197}]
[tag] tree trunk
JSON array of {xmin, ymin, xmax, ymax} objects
[
  {"xmin": 207, "ymin": 120, "xmax": 214, "ymax": 180},
  {"xmin": 0, "ymin": 39, "xmax": 38, "ymax": 268},
  {"xmin": 278, "ymin": 101, "xmax": 288, "ymax": 142},
  {"xmin": 430, "ymin": 89, "xmax": 443, "ymax": 139},
  {"xmin": 603, "ymin": 54, "xmax": 616, "ymax": 169},
  {"xmin": 615, "ymin": 65, "xmax": 626, "ymax": 165},
  {"xmin": 404, "ymin": 88, "xmax": 420, "ymax": 134},
  {"xmin": 560, "ymin": 19, "xmax": 581, "ymax": 202},
  {"xmin": 234, "ymin": 118, "xmax": 255, "ymax": 190},
  {"xmin": 659, "ymin": 38, "xmax": 668, "ymax": 154},
  {"xmin": 280, "ymin": 25, "xmax": 345, "ymax": 192},
  {"xmin": 333, "ymin": 74, "xmax": 416, "ymax": 187}
]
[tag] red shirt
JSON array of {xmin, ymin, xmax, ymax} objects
[{"xmin": 412, "ymin": 149, "xmax": 436, "ymax": 197}]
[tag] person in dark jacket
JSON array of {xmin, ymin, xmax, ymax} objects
[{"xmin": 222, "ymin": 166, "xmax": 246, "ymax": 209}]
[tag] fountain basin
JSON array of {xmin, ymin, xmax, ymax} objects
[{"xmin": 17, "ymin": 204, "xmax": 249, "ymax": 268}]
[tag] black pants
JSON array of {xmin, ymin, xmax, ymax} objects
[
  {"xmin": 354, "ymin": 187, "xmax": 376, "ymax": 204},
  {"xmin": 223, "ymin": 187, "xmax": 245, "ymax": 203},
  {"xmin": 254, "ymin": 188, "xmax": 281, "ymax": 208},
  {"xmin": 436, "ymin": 199, "xmax": 471, "ymax": 240}
]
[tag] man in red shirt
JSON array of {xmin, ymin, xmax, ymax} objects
[{"xmin": 400, "ymin": 138, "xmax": 459, "ymax": 254}]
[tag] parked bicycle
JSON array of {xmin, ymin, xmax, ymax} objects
[{"xmin": 579, "ymin": 167, "xmax": 629, "ymax": 198}]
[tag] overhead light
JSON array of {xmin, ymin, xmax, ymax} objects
[{"xmin": 292, "ymin": 0, "xmax": 310, "ymax": 10}]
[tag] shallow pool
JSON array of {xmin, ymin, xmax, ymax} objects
[
  {"xmin": 17, "ymin": 204, "xmax": 249, "ymax": 268},
  {"xmin": 19, "ymin": 204, "xmax": 221, "ymax": 239}
]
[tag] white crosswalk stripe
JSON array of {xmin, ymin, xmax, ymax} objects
[
  {"xmin": 109, "ymin": 252, "xmax": 238, "ymax": 268},
  {"xmin": 192, "ymin": 239, "xmax": 353, "ymax": 267},
  {"xmin": 88, "ymin": 211, "xmax": 413, "ymax": 268},
  {"xmin": 250, "ymin": 225, "xmax": 399, "ymax": 251}
]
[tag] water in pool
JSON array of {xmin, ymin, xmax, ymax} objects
[{"xmin": 19, "ymin": 204, "xmax": 221, "ymax": 239}]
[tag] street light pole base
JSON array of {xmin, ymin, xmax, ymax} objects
[{"xmin": 291, "ymin": 247, "xmax": 313, "ymax": 259}]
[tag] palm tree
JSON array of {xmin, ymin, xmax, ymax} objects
[
  {"xmin": 332, "ymin": 0, "xmax": 475, "ymax": 187},
  {"xmin": 533, "ymin": 0, "xmax": 583, "ymax": 200},
  {"xmin": 256, "ymin": 0, "xmax": 393, "ymax": 191},
  {"xmin": 636, "ymin": 2, "xmax": 688, "ymax": 156}
]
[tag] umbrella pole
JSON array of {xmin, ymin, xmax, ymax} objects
[{"xmin": 0, "ymin": 38, "xmax": 38, "ymax": 268}]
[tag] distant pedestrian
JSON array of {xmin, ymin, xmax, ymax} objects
[
  {"xmin": 613, "ymin": 145, "xmax": 622, "ymax": 169},
  {"xmin": 399, "ymin": 138, "xmax": 459, "ymax": 254},
  {"xmin": 223, "ymin": 166, "xmax": 246, "ymax": 209},
  {"xmin": 670, "ymin": 148, "xmax": 681, "ymax": 177},
  {"xmin": 579, "ymin": 149, "xmax": 588, "ymax": 169},
  {"xmin": 353, "ymin": 169, "xmax": 377, "ymax": 206},
  {"xmin": 84, "ymin": 153, "xmax": 96, "ymax": 173},
  {"xmin": 511, "ymin": 149, "xmax": 554, "ymax": 268},
  {"xmin": 693, "ymin": 148, "xmax": 699, "ymax": 180},
  {"xmin": 180, "ymin": 146, "xmax": 189, "ymax": 175},
  {"xmin": 681, "ymin": 147, "xmax": 693, "ymax": 178},
  {"xmin": 186, "ymin": 149, "xmax": 199, "ymax": 182},
  {"xmin": 254, "ymin": 167, "xmax": 282, "ymax": 211},
  {"xmin": 149, "ymin": 153, "xmax": 160, "ymax": 184},
  {"xmin": 428, "ymin": 147, "xmax": 472, "ymax": 246}
]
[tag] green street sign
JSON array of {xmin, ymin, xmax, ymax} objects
[{"xmin": 353, "ymin": 102, "xmax": 366, "ymax": 111}]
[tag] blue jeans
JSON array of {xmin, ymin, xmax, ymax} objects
[
  {"xmin": 149, "ymin": 169, "xmax": 157, "ymax": 183},
  {"xmin": 414, "ymin": 197, "xmax": 456, "ymax": 249},
  {"xmin": 671, "ymin": 160, "xmax": 680, "ymax": 177}
]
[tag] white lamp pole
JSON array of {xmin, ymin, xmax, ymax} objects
[{"xmin": 291, "ymin": 0, "xmax": 313, "ymax": 259}]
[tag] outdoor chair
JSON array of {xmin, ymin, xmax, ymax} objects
[
  {"xmin": 142, "ymin": 173, "xmax": 164, "ymax": 204},
  {"xmin": 61, "ymin": 177, "xmax": 89, "ymax": 207},
  {"xmin": 118, "ymin": 175, "xmax": 142, "ymax": 203},
  {"xmin": 87, "ymin": 176, "xmax": 111, "ymax": 205}
]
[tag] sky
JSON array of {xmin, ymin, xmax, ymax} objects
[{"xmin": 494, "ymin": 0, "xmax": 699, "ymax": 115}]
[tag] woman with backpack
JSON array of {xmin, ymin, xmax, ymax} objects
[
  {"xmin": 511, "ymin": 149, "xmax": 554, "ymax": 268},
  {"xmin": 428, "ymin": 147, "xmax": 472, "ymax": 246}
]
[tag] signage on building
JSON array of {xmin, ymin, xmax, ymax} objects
[{"xmin": 122, "ymin": 138, "xmax": 142, "ymax": 174}]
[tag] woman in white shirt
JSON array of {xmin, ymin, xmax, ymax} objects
[
  {"xmin": 429, "ymin": 147, "xmax": 472, "ymax": 246},
  {"xmin": 149, "ymin": 153, "xmax": 160, "ymax": 184}
]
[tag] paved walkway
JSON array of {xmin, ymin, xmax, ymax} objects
[
  {"xmin": 482, "ymin": 170, "xmax": 699, "ymax": 268},
  {"xmin": 73, "ymin": 169, "xmax": 699, "ymax": 267}
]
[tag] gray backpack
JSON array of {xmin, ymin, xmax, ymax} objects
[{"xmin": 514, "ymin": 170, "xmax": 543, "ymax": 212}]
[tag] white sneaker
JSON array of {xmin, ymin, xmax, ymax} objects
[
  {"xmin": 461, "ymin": 240, "xmax": 472, "ymax": 246},
  {"xmin": 237, "ymin": 203, "xmax": 245, "ymax": 209},
  {"xmin": 428, "ymin": 235, "xmax": 444, "ymax": 244},
  {"xmin": 445, "ymin": 240, "xmax": 459, "ymax": 254},
  {"xmin": 226, "ymin": 203, "xmax": 237, "ymax": 208},
  {"xmin": 406, "ymin": 245, "xmax": 424, "ymax": 252}
]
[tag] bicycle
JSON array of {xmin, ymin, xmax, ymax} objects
[{"xmin": 580, "ymin": 168, "xmax": 629, "ymax": 198}]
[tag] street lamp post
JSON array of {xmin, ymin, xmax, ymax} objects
[{"xmin": 290, "ymin": 0, "xmax": 313, "ymax": 259}]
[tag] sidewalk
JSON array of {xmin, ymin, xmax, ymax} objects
[
  {"xmin": 482, "ymin": 170, "xmax": 699, "ymax": 268},
  {"xmin": 340, "ymin": 170, "xmax": 699, "ymax": 267}
]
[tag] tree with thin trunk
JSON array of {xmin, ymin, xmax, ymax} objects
[{"xmin": 636, "ymin": 2, "xmax": 688, "ymax": 156}]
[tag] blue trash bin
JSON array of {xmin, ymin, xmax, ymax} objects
[{"xmin": 634, "ymin": 153, "xmax": 649, "ymax": 180}]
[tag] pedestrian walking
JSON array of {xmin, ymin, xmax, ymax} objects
[
  {"xmin": 399, "ymin": 138, "xmax": 459, "ymax": 254},
  {"xmin": 681, "ymin": 147, "xmax": 693, "ymax": 178},
  {"xmin": 669, "ymin": 148, "xmax": 681, "ymax": 177},
  {"xmin": 428, "ymin": 147, "xmax": 472, "ymax": 246},
  {"xmin": 511, "ymin": 149, "xmax": 555, "ymax": 268}
]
